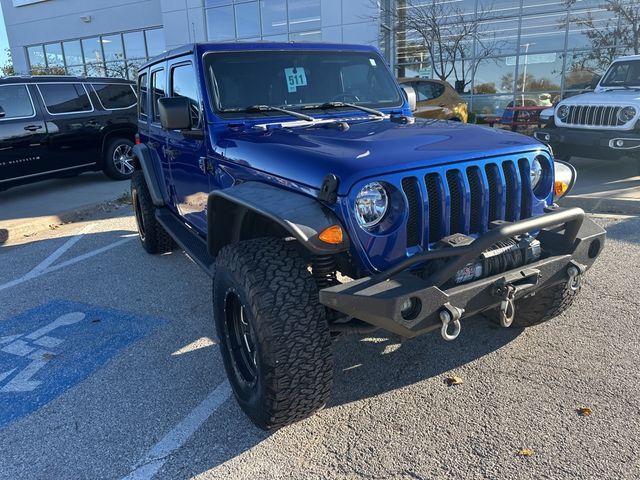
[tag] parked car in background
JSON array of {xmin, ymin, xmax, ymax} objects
[
  {"xmin": 0, "ymin": 76, "xmax": 138, "ymax": 191},
  {"xmin": 398, "ymin": 78, "xmax": 468, "ymax": 122},
  {"xmin": 535, "ymin": 54, "xmax": 640, "ymax": 174}
]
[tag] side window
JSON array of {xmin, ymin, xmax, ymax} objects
[
  {"xmin": 151, "ymin": 69, "xmax": 165, "ymax": 124},
  {"xmin": 171, "ymin": 63, "xmax": 201, "ymax": 128},
  {"xmin": 414, "ymin": 82, "xmax": 443, "ymax": 102},
  {"xmin": 38, "ymin": 83, "xmax": 92, "ymax": 114},
  {"xmin": 91, "ymin": 83, "xmax": 137, "ymax": 110},
  {"xmin": 138, "ymin": 72, "xmax": 148, "ymax": 119},
  {"xmin": 0, "ymin": 85, "xmax": 35, "ymax": 120}
]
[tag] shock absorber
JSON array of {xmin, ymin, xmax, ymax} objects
[{"xmin": 312, "ymin": 255, "xmax": 338, "ymax": 289}]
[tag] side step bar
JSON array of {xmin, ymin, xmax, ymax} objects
[{"xmin": 155, "ymin": 208, "xmax": 215, "ymax": 276}]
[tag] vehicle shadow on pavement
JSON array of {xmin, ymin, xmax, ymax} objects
[
  {"xmin": 602, "ymin": 216, "xmax": 640, "ymax": 244},
  {"xmin": 329, "ymin": 316, "xmax": 522, "ymax": 407},
  {"xmin": 0, "ymin": 229, "xmax": 7, "ymax": 245}
]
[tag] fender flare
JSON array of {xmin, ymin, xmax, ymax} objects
[
  {"xmin": 207, "ymin": 182, "xmax": 350, "ymax": 256},
  {"xmin": 132, "ymin": 144, "xmax": 167, "ymax": 207}
]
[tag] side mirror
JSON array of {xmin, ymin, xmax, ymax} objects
[
  {"xmin": 158, "ymin": 97, "xmax": 191, "ymax": 130},
  {"xmin": 400, "ymin": 85, "xmax": 417, "ymax": 112},
  {"xmin": 590, "ymin": 75, "xmax": 601, "ymax": 90},
  {"xmin": 0, "ymin": 106, "xmax": 5, "ymax": 118}
]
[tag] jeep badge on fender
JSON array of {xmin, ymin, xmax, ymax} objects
[{"xmin": 131, "ymin": 43, "xmax": 606, "ymax": 430}]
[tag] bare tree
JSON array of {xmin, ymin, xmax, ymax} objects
[
  {"xmin": 1, "ymin": 48, "xmax": 15, "ymax": 76},
  {"xmin": 378, "ymin": 0, "xmax": 505, "ymax": 90},
  {"xmin": 565, "ymin": 0, "xmax": 640, "ymax": 73}
]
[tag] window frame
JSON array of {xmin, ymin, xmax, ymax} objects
[
  {"xmin": 150, "ymin": 68, "xmax": 166, "ymax": 125},
  {"xmin": 0, "ymin": 84, "xmax": 37, "ymax": 122},
  {"xmin": 35, "ymin": 82, "xmax": 95, "ymax": 116},
  {"xmin": 138, "ymin": 71, "xmax": 149, "ymax": 120},
  {"xmin": 89, "ymin": 82, "xmax": 138, "ymax": 111},
  {"xmin": 169, "ymin": 61, "xmax": 202, "ymax": 129}
]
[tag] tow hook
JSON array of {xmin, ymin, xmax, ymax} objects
[
  {"xmin": 495, "ymin": 284, "xmax": 516, "ymax": 328},
  {"xmin": 439, "ymin": 303, "xmax": 464, "ymax": 341},
  {"xmin": 567, "ymin": 261, "xmax": 586, "ymax": 292}
]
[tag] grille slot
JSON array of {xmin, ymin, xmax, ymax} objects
[
  {"xmin": 485, "ymin": 163, "xmax": 501, "ymax": 223},
  {"xmin": 401, "ymin": 177, "xmax": 421, "ymax": 248},
  {"xmin": 518, "ymin": 158, "xmax": 532, "ymax": 220},
  {"xmin": 425, "ymin": 173, "xmax": 443, "ymax": 243},
  {"xmin": 467, "ymin": 166, "xmax": 484, "ymax": 234},
  {"xmin": 446, "ymin": 170, "xmax": 464, "ymax": 234},
  {"xmin": 502, "ymin": 160, "xmax": 519, "ymax": 221}
]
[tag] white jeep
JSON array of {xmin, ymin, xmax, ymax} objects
[{"xmin": 535, "ymin": 55, "xmax": 640, "ymax": 174}]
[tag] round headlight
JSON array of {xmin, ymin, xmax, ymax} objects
[
  {"xmin": 556, "ymin": 105, "xmax": 569, "ymax": 120},
  {"xmin": 618, "ymin": 106, "xmax": 636, "ymax": 123},
  {"xmin": 355, "ymin": 182, "xmax": 388, "ymax": 228},
  {"xmin": 530, "ymin": 157, "xmax": 543, "ymax": 189}
]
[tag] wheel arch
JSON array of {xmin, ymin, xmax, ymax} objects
[
  {"xmin": 131, "ymin": 143, "xmax": 167, "ymax": 207},
  {"xmin": 208, "ymin": 182, "xmax": 350, "ymax": 256},
  {"xmin": 100, "ymin": 125, "xmax": 137, "ymax": 158}
]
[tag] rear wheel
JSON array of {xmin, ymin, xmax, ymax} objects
[
  {"xmin": 131, "ymin": 170, "xmax": 175, "ymax": 254},
  {"xmin": 213, "ymin": 237, "xmax": 333, "ymax": 430},
  {"xmin": 104, "ymin": 138, "xmax": 135, "ymax": 180},
  {"xmin": 485, "ymin": 280, "xmax": 580, "ymax": 328}
]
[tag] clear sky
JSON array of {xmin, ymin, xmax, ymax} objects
[{"xmin": 0, "ymin": 5, "xmax": 9, "ymax": 66}]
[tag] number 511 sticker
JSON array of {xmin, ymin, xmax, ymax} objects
[{"xmin": 285, "ymin": 67, "xmax": 308, "ymax": 93}]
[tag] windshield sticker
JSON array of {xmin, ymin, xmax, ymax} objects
[
  {"xmin": 285, "ymin": 67, "xmax": 308, "ymax": 93},
  {"xmin": 369, "ymin": 58, "xmax": 377, "ymax": 67}
]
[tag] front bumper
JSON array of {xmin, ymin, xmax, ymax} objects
[
  {"xmin": 534, "ymin": 127, "xmax": 640, "ymax": 155},
  {"xmin": 319, "ymin": 207, "xmax": 605, "ymax": 338}
]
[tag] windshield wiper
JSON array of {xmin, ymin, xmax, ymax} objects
[
  {"xmin": 302, "ymin": 101, "xmax": 385, "ymax": 117},
  {"xmin": 225, "ymin": 104, "xmax": 315, "ymax": 122}
]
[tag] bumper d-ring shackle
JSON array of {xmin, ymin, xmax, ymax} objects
[{"xmin": 439, "ymin": 303, "xmax": 465, "ymax": 341}]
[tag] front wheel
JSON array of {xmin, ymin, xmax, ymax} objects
[
  {"xmin": 485, "ymin": 280, "xmax": 581, "ymax": 328},
  {"xmin": 213, "ymin": 238, "xmax": 333, "ymax": 430},
  {"xmin": 131, "ymin": 170, "xmax": 175, "ymax": 254}
]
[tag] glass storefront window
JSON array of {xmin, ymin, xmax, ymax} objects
[
  {"xmin": 516, "ymin": 51, "xmax": 563, "ymax": 93},
  {"xmin": 44, "ymin": 42, "xmax": 64, "ymax": 67},
  {"xmin": 82, "ymin": 37, "xmax": 103, "ymax": 64},
  {"xmin": 477, "ymin": 18, "xmax": 520, "ymax": 55},
  {"xmin": 519, "ymin": 12, "xmax": 568, "ymax": 54},
  {"xmin": 27, "ymin": 45, "xmax": 45, "ymax": 68},
  {"xmin": 474, "ymin": 57, "xmax": 516, "ymax": 94},
  {"xmin": 101, "ymin": 34, "xmax": 124, "ymax": 62},
  {"xmin": 235, "ymin": 1, "xmax": 260, "ymax": 38},
  {"xmin": 471, "ymin": 94, "xmax": 516, "ymax": 116},
  {"xmin": 261, "ymin": 0, "xmax": 287, "ymax": 35},
  {"xmin": 289, "ymin": 30, "xmax": 321, "ymax": 42},
  {"xmin": 63, "ymin": 40, "xmax": 83, "ymax": 67},
  {"xmin": 205, "ymin": 0, "xmax": 231, "ymax": 6},
  {"xmin": 66, "ymin": 65, "xmax": 86, "ymax": 76},
  {"xmin": 105, "ymin": 61, "xmax": 127, "ymax": 78},
  {"xmin": 207, "ymin": 5, "xmax": 236, "ymax": 41},
  {"xmin": 522, "ymin": 0, "xmax": 568, "ymax": 15},
  {"xmin": 123, "ymin": 31, "xmax": 146, "ymax": 60},
  {"xmin": 478, "ymin": 0, "xmax": 520, "ymax": 19},
  {"xmin": 145, "ymin": 29, "xmax": 166, "ymax": 57},
  {"xmin": 288, "ymin": 0, "xmax": 321, "ymax": 33}
]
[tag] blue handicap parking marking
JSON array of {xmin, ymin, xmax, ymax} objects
[{"xmin": 0, "ymin": 300, "xmax": 165, "ymax": 428}]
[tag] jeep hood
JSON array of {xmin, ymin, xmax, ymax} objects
[
  {"xmin": 561, "ymin": 89, "xmax": 640, "ymax": 105},
  {"xmin": 217, "ymin": 118, "xmax": 547, "ymax": 195}
]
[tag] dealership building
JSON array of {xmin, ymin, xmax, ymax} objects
[{"xmin": 0, "ymin": 0, "xmax": 636, "ymax": 115}]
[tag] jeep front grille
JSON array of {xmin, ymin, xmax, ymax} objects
[
  {"xmin": 401, "ymin": 159, "xmax": 534, "ymax": 249},
  {"xmin": 562, "ymin": 105, "xmax": 625, "ymax": 127}
]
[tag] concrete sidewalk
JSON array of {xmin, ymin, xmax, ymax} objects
[
  {"xmin": 0, "ymin": 173, "xmax": 130, "ymax": 244},
  {"xmin": 559, "ymin": 156, "xmax": 640, "ymax": 215}
]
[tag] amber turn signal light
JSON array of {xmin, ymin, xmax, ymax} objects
[
  {"xmin": 319, "ymin": 225, "xmax": 344, "ymax": 245},
  {"xmin": 554, "ymin": 180, "xmax": 569, "ymax": 198}
]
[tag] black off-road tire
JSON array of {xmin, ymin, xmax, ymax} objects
[
  {"xmin": 104, "ymin": 138, "xmax": 135, "ymax": 180},
  {"xmin": 213, "ymin": 237, "xmax": 333, "ymax": 430},
  {"xmin": 485, "ymin": 280, "xmax": 580, "ymax": 328},
  {"xmin": 131, "ymin": 170, "xmax": 175, "ymax": 254}
]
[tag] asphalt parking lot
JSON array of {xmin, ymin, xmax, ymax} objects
[{"xmin": 0, "ymin": 206, "xmax": 639, "ymax": 479}]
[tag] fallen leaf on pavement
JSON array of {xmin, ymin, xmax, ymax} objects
[
  {"xmin": 42, "ymin": 352, "xmax": 56, "ymax": 360},
  {"xmin": 577, "ymin": 406, "xmax": 592, "ymax": 416},
  {"xmin": 518, "ymin": 448, "xmax": 534, "ymax": 457},
  {"xmin": 444, "ymin": 376, "xmax": 463, "ymax": 386}
]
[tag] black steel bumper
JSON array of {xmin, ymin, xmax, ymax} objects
[
  {"xmin": 319, "ymin": 207, "xmax": 605, "ymax": 338},
  {"xmin": 534, "ymin": 127, "xmax": 640, "ymax": 156}
]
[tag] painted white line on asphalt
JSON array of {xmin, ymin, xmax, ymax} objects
[
  {"xmin": 121, "ymin": 381, "xmax": 232, "ymax": 480},
  {"xmin": 24, "ymin": 224, "xmax": 95, "ymax": 279},
  {"xmin": 0, "ymin": 235, "xmax": 134, "ymax": 293}
]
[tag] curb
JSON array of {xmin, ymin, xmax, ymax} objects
[
  {"xmin": 559, "ymin": 195, "xmax": 640, "ymax": 216},
  {"xmin": 1, "ymin": 194, "xmax": 132, "ymax": 244}
]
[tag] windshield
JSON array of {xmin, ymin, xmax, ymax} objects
[
  {"xmin": 600, "ymin": 60, "xmax": 640, "ymax": 88},
  {"xmin": 204, "ymin": 50, "xmax": 403, "ymax": 117}
]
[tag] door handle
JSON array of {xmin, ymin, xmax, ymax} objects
[{"xmin": 24, "ymin": 125, "xmax": 43, "ymax": 132}]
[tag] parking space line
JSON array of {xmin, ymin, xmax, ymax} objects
[
  {"xmin": 122, "ymin": 381, "xmax": 232, "ymax": 480},
  {"xmin": 0, "ymin": 230, "xmax": 134, "ymax": 293}
]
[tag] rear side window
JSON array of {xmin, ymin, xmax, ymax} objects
[
  {"xmin": 171, "ymin": 63, "xmax": 201, "ymax": 127},
  {"xmin": 151, "ymin": 69, "xmax": 165, "ymax": 123},
  {"xmin": 0, "ymin": 85, "xmax": 35, "ymax": 120},
  {"xmin": 413, "ymin": 82, "xmax": 445, "ymax": 102},
  {"xmin": 92, "ymin": 83, "xmax": 137, "ymax": 109},
  {"xmin": 38, "ymin": 83, "xmax": 92, "ymax": 114},
  {"xmin": 138, "ymin": 72, "xmax": 148, "ymax": 119}
]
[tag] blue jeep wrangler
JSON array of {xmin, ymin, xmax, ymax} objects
[{"xmin": 132, "ymin": 43, "xmax": 605, "ymax": 430}]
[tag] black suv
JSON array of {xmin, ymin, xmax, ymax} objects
[{"xmin": 0, "ymin": 76, "xmax": 138, "ymax": 190}]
